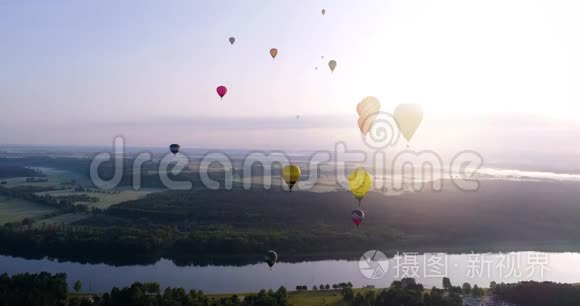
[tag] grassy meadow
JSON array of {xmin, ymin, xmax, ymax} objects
[
  {"xmin": 0, "ymin": 196, "xmax": 57, "ymax": 224},
  {"xmin": 208, "ymin": 288, "xmax": 379, "ymax": 306},
  {"xmin": 35, "ymin": 188, "xmax": 159, "ymax": 209}
]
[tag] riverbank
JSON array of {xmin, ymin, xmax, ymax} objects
[{"xmin": 1, "ymin": 252, "xmax": 578, "ymax": 294}]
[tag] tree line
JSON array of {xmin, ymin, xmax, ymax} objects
[
  {"xmin": 490, "ymin": 280, "xmax": 580, "ymax": 306},
  {"xmin": 3, "ymin": 271, "xmax": 580, "ymax": 306},
  {"xmin": 0, "ymin": 272, "xmax": 288, "ymax": 306},
  {"xmin": 339, "ymin": 278, "xmax": 464, "ymax": 306},
  {"xmin": 295, "ymin": 281, "xmax": 353, "ymax": 291}
]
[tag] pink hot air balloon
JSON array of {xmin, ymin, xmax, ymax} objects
[{"xmin": 216, "ymin": 86, "xmax": 227, "ymax": 100}]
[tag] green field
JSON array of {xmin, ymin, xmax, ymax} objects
[
  {"xmin": 209, "ymin": 289, "xmax": 377, "ymax": 306},
  {"xmin": 0, "ymin": 196, "xmax": 57, "ymax": 224},
  {"xmin": 36, "ymin": 188, "xmax": 162, "ymax": 209},
  {"xmin": 0, "ymin": 164, "xmax": 163, "ymax": 226},
  {"xmin": 0, "ymin": 176, "xmax": 57, "ymax": 188},
  {"xmin": 286, "ymin": 290, "xmax": 347, "ymax": 306},
  {"xmin": 34, "ymin": 213, "xmax": 90, "ymax": 227},
  {"xmin": 0, "ymin": 167, "xmax": 89, "ymax": 188},
  {"xmin": 71, "ymin": 288, "xmax": 374, "ymax": 306}
]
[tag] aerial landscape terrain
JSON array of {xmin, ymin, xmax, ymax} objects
[
  {"xmin": 2, "ymin": 0, "xmax": 580, "ymax": 305},
  {"xmin": 1, "ymin": 147, "xmax": 580, "ymax": 305}
]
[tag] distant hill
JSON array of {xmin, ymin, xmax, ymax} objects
[{"xmin": 0, "ymin": 165, "xmax": 44, "ymax": 178}]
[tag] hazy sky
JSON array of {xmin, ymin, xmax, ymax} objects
[{"xmin": 1, "ymin": 0, "xmax": 580, "ymax": 153}]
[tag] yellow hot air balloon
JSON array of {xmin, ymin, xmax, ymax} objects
[
  {"xmin": 356, "ymin": 96, "xmax": 381, "ymax": 137},
  {"xmin": 348, "ymin": 167, "xmax": 372, "ymax": 205},
  {"xmin": 282, "ymin": 165, "xmax": 301, "ymax": 192},
  {"xmin": 393, "ymin": 104, "xmax": 423, "ymax": 144},
  {"xmin": 328, "ymin": 60, "xmax": 337, "ymax": 72},
  {"xmin": 270, "ymin": 48, "xmax": 278, "ymax": 59}
]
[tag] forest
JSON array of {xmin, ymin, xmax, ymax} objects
[
  {"xmin": 2, "ymin": 156, "xmax": 580, "ymax": 266},
  {"xmin": 4, "ymin": 272, "xmax": 578, "ymax": 306},
  {"xmin": 2, "ymin": 178, "xmax": 580, "ymax": 265},
  {"xmin": 490, "ymin": 281, "xmax": 580, "ymax": 306},
  {"xmin": 0, "ymin": 272, "xmax": 288, "ymax": 306}
]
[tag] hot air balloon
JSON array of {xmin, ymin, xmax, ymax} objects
[
  {"xmin": 270, "ymin": 48, "xmax": 278, "ymax": 59},
  {"xmin": 393, "ymin": 104, "xmax": 423, "ymax": 144},
  {"xmin": 328, "ymin": 60, "xmax": 337, "ymax": 73},
  {"xmin": 321, "ymin": 9, "xmax": 326, "ymax": 15},
  {"xmin": 228, "ymin": 37, "xmax": 235, "ymax": 45},
  {"xmin": 265, "ymin": 250, "xmax": 278, "ymax": 269},
  {"xmin": 216, "ymin": 86, "xmax": 227, "ymax": 100},
  {"xmin": 348, "ymin": 167, "xmax": 372, "ymax": 206},
  {"xmin": 352, "ymin": 209, "xmax": 365, "ymax": 227},
  {"xmin": 356, "ymin": 96, "xmax": 381, "ymax": 137},
  {"xmin": 169, "ymin": 144, "xmax": 180, "ymax": 155},
  {"xmin": 282, "ymin": 165, "xmax": 301, "ymax": 192}
]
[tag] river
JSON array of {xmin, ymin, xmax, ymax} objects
[{"xmin": 1, "ymin": 251, "xmax": 580, "ymax": 293}]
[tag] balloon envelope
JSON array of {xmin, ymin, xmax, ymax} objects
[
  {"xmin": 265, "ymin": 250, "xmax": 278, "ymax": 268},
  {"xmin": 169, "ymin": 144, "xmax": 180, "ymax": 155},
  {"xmin": 356, "ymin": 96, "xmax": 381, "ymax": 136},
  {"xmin": 216, "ymin": 86, "xmax": 227, "ymax": 99},
  {"xmin": 328, "ymin": 60, "xmax": 337, "ymax": 72},
  {"xmin": 321, "ymin": 9, "xmax": 326, "ymax": 15},
  {"xmin": 348, "ymin": 167, "xmax": 372, "ymax": 202},
  {"xmin": 229, "ymin": 37, "xmax": 235, "ymax": 45},
  {"xmin": 270, "ymin": 48, "xmax": 278, "ymax": 59},
  {"xmin": 393, "ymin": 104, "xmax": 423, "ymax": 142},
  {"xmin": 282, "ymin": 165, "xmax": 301, "ymax": 191},
  {"xmin": 352, "ymin": 209, "xmax": 365, "ymax": 227}
]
